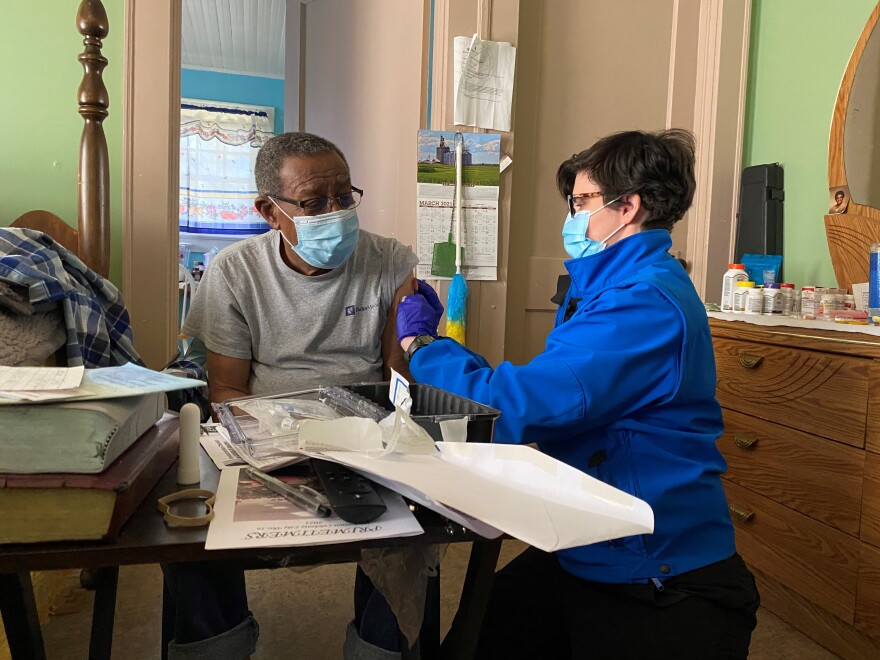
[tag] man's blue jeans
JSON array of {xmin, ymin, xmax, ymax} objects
[
  {"xmin": 161, "ymin": 560, "xmax": 258, "ymax": 660},
  {"xmin": 161, "ymin": 561, "xmax": 402, "ymax": 658}
]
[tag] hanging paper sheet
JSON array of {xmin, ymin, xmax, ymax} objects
[
  {"xmin": 453, "ymin": 35, "xmax": 516, "ymax": 132},
  {"xmin": 416, "ymin": 130, "xmax": 500, "ymax": 281}
]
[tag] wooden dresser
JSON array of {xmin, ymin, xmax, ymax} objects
[{"xmin": 709, "ymin": 317, "xmax": 880, "ymax": 659}]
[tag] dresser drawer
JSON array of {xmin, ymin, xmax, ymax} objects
[
  {"xmin": 723, "ymin": 479, "xmax": 860, "ymax": 621},
  {"xmin": 718, "ymin": 409, "xmax": 864, "ymax": 535},
  {"xmin": 714, "ymin": 337, "xmax": 869, "ymax": 447},
  {"xmin": 863, "ymin": 452, "xmax": 880, "ymax": 548},
  {"xmin": 856, "ymin": 541, "xmax": 880, "ymax": 641}
]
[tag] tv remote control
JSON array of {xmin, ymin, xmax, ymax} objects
[{"xmin": 311, "ymin": 459, "xmax": 387, "ymax": 524}]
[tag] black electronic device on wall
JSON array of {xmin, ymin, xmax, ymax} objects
[{"xmin": 734, "ymin": 163, "xmax": 784, "ymax": 275}]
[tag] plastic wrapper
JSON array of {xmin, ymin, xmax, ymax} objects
[
  {"xmin": 358, "ymin": 544, "xmax": 446, "ymax": 648},
  {"xmin": 237, "ymin": 398, "xmax": 343, "ymax": 436},
  {"xmin": 234, "ymin": 398, "xmax": 343, "ymax": 458}
]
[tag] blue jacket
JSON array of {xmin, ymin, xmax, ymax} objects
[{"xmin": 410, "ymin": 230, "xmax": 735, "ymax": 583}]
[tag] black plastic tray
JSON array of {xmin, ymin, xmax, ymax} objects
[{"xmin": 344, "ymin": 382, "xmax": 500, "ymax": 444}]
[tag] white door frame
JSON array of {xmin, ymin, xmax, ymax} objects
[
  {"xmin": 122, "ymin": 0, "xmax": 181, "ymax": 369},
  {"xmin": 687, "ymin": 0, "xmax": 752, "ymax": 300}
]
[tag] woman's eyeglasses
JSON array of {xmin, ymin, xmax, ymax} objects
[{"xmin": 567, "ymin": 191, "xmax": 604, "ymax": 216}]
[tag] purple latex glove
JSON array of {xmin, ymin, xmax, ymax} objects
[
  {"xmin": 397, "ymin": 292, "xmax": 441, "ymax": 341},
  {"xmin": 416, "ymin": 279, "xmax": 444, "ymax": 328}
]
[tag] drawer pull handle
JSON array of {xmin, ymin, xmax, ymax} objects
[
  {"xmin": 738, "ymin": 353, "xmax": 764, "ymax": 369},
  {"xmin": 729, "ymin": 504, "xmax": 755, "ymax": 524},
  {"xmin": 734, "ymin": 432, "xmax": 758, "ymax": 449}
]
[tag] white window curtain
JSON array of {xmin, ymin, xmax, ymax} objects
[{"xmin": 179, "ymin": 99, "xmax": 274, "ymax": 237}]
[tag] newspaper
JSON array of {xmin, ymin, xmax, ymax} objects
[{"xmin": 205, "ymin": 466, "xmax": 423, "ymax": 550}]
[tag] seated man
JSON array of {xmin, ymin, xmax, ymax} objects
[{"xmin": 163, "ymin": 132, "xmax": 418, "ymax": 660}]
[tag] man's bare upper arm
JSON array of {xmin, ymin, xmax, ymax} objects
[
  {"xmin": 382, "ymin": 273, "xmax": 416, "ymax": 380},
  {"xmin": 206, "ymin": 350, "xmax": 251, "ymax": 405}
]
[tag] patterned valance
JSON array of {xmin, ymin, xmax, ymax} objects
[
  {"xmin": 180, "ymin": 100, "xmax": 274, "ymax": 148},
  {"xmin": 179, "ymin": 99, "xmax": 273, "ymax": 237}
]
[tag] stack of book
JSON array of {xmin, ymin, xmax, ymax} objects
[{"xmin": 0, "ymin": 392, "xmax": 178, "ymax": 543}]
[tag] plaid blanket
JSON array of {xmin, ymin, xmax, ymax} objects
[{"xmin": 0, "ymin": 227, "xmax": 141, "ymax": 367}]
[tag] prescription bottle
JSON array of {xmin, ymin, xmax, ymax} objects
[
  {"xmin": 819, "ymin": 293, "xmax": 836, "ymax": 320},
  {"xmin": 780, "ymin": 283, "xmax": 796, "ymax": 316},
  {"xmin": 721, "ymin": 264, "xmax": 748, "ymax": 311},
  {"xmin": 745, "ymin": 288, "xmax": 764, "ymax": 315},
  {"xmin": 801, "ymin": 286, "xmax": 817, "ymax": 320},
  {"xmin": 732, "ymin": 281, "xmax": 754, "ymax": 313},
  {"xmin": 762, "ymin": 284, "xmax": 783, "ymax": 315},
  {"xmin": 844, "ymin": 294, "xmax": 856, "ymax": 310}
]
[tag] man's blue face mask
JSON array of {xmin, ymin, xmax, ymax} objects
[
  {"xmin": 271, "ymin": 199, "xmax": 360, "ymax": 269},
  {"xmin": 561, "ymin": 196, "xmax": 625, "ymax": 260}
]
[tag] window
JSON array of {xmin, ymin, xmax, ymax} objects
[{"xmin": 179, "ymin": 99, "xmax": 274, "ymax": 237}]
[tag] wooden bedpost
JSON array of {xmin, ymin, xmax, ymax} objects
[{"xmin": 76, "ymin": 0, "xmax": 110, "ymax": 277}]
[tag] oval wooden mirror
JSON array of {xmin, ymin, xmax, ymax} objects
[{"xmin": 826, "ymin": 2, "xmax": 880, "ymax": 290}]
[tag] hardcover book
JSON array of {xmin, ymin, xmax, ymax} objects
[
  {"xmin": 0, "ymin": 391, "xmax": 164, "ymax": 474},
  {"xmin": 0, "ymin": 415, "xmax": 178, "ymax": 543}
]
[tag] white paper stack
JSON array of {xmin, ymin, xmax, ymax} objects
[{"xmin": 311, "ymin": 442, "xmax": 654, "ymax": 553}]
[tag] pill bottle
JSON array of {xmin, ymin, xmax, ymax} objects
[
  {"xmin": 820, "ymin": 293, "xmax": 836, "ymax": 320},
  {"xmin": 721, "ymin": 264, "xmax": 748, "ymax": 311},
  {"xmin": 801, "ymin": 286, "xmax": 817, "ymax": 320},
  {"xmin": 745, "ymin": 288, "xmax": 764, "ymax": 315},
  {"xmin": 780, "ymin": 283, "xmax": 796, "ymax": 316},
  {"xmin": 732, "ymin": 281, "xmax": 754, "ymax": 313},
  {"xmin": 844, "ymin": 294, "xmax": 856, "ymax": 310},
  {"xmin": 762, "ymin": 284, "xmax": 782, "ymax": 315}
]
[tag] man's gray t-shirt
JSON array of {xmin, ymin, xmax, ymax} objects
[{"xmin": 183, "ymin": 229, "xmax": 418, "ymax": 396}]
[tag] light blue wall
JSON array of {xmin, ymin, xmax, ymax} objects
[{"xmin": 181, "ymin": 68, "xmax": 285, "ymax": 134}]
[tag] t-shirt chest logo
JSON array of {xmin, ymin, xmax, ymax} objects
[{"xmin": 345, "ymin": 301, "xmax": 380, "ymax": 317}]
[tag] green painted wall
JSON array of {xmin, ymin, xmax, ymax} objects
[
  {"xmin": 742, "ymin": 0, "xmax": 876, "ymax": 288},
  {"xmin": 0, "ymin": 0, "xmax": 125, "ymax": 282}
]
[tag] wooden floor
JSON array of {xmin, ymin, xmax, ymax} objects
[{"xmin": 32, "ymin": 541, "xmax": 837, "ymax": 659}]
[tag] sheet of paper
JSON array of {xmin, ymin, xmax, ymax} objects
[
  {"xmin": 298, "ymin": 417, "xmax": 385, "ymax": 453},
  {"xmin": 0, "ymin": 365, "xmax": 84, "ymax": 391},
  {"xmin": 205, "ymin": 468, "xmax": 423, "ymax": 550},
  {"xmin": 416, "ymin": 130, "xmax": 500, "ymax": 281},
  {"xmin": 389, "ymin": 369, "xmax": 411, "ymax": 410},
  {"xmin": 311, "ymin": 442, "xmax": 654, "ymax": 553},
  {"xmin": 0, "ymin": 363, "xmax": 205, "ymax": 405},
  {"xmin": 853, "ymin": 282, "xmax": 869, "ymax": 310},
  {"xmin": 199, "ymin": 423, "xmax": 307, "ymax": 472},
  {"xmin": 453, "ymin": 35, "xmax": 516, "ymax": 132}
]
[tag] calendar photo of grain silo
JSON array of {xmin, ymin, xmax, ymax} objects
[{"xmin": 417, "ymin": 130, "xmax": 500, "ymax": 186}]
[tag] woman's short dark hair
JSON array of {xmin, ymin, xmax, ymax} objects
[
  {"xmin": 255, "ymin": 132, "xmax": 348, "ymax": 196},
  {"xmin": 556, "ymin": 129, "xmax": 696, "ymax": 232}
]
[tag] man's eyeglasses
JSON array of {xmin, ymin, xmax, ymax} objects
[
  {"xmin": 567, "ymin": 191, "xmax": 604, "ymax": 217},
  {"xmin": 269, "ymin": 187, "xmax": 364, "ymax": 216}
]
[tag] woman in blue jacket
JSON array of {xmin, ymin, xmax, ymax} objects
[{"xmin": 397, "ymin": 129, "xmax": 759, "ymax": 659}]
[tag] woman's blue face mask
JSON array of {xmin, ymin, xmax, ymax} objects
[
  {"xmin": 271, "ymin": 199, "xmax": 360, "ymax": 269},
  {"xmin": 561, "ymin": 197, "xmax": 625, "ymax": 259}
]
